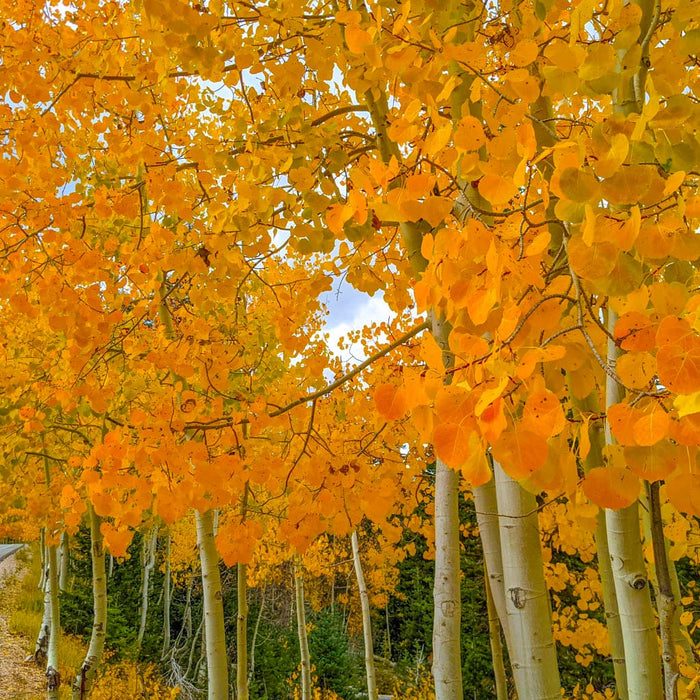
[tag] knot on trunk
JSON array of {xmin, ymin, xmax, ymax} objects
[
  {"xmin": 509, "ymin": 587, "xmax": 526, "ymax": 609},
  {"xmin": 46, "ymin": 666, "xmax": 61, "ymax": 690},
  {"xmin": 628, "ymin": 574, "xmax": 647, "ymax": 590}
]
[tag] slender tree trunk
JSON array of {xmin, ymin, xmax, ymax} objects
[
  {"xmin": 162, "ymin": 532, "xmax": 172, "ymax": 658},
  {"xmin": 473, "ymin": 478, "xmax": 510, "ymax": 650},
  {"xmin": 604, "ymin": 311, "xmax": 663, "ymax": 700},
  {"xmin": 196, "ymin": 509, "xmax": 229, "ymax": 699},
  {"xmin": 72, "ymin": 504, "xmax": 107, "ymax": 699},
  {"xmin": 59, "ymin": 533, "xmax": 69, "ymax": 592},
  {"xmin": 46, "ymin": 542, "xmax": 61, "ymax": 699},
  {"xmin": 137, "ymin": 524, "xmax": 159, "ymax": 650},
  {"xmin": 494, "ymin": 461, "xmax": 560, "ymax": 700},
  {"xmin": 39, "ymin": 529, "xmax": 47, "ymax": 591},
  {"xmin": 33, "ymin": 565, "xmax": 51, "ymax": 664},
  {"xmin": 365, "ymin": 89, "xmax": 464, "ymax": 699},
  {"xmin": 484, "ymin": 569, "xmax": 508, "ymax": 700},
  {"xmin": 237, "ymin": 563, "xmax": 249, "ymax": 700},
  {"xmin": 351, "ymin": 530, "xmax": 378, "ymax": 700},
  {"xmin": 432, "ymin": 456, "xmax": 462, "ymax": 700},
  {"xmin": 248, "ymin": 587, "xmax": 265, "ymax": 687},
  {"xmin": 666, "ymin": 536, "xmax": 698, "ymax": 692},
  {"xmin": 649, "ymin": 482, "xmax": 680, "ymax": 699},
  {"xmin": 294, "ymin": 562, "xmax": 312, "ymax": 700},
  {"xmin": 576, "ymin": 393, "xmax": 629, "ymax": 698}
]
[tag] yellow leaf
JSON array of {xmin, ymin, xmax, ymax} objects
[
  {"xmin": 510, "ymin": 40, "xmax": 539, "ymax": 67},
  {"xmin": 674, "ymin": 392, "xmax": 700, "ymax": 418},
  {"xmin": 474, "ymin": 377, "xmax": 509, "ymax": 417},
  {"xmin": 424, "ymin": 124, "xmax": 452, "ymax": 156},
  {"xmin": 345, "ymin": 24, "xmax": 372, "ymax": 54}
]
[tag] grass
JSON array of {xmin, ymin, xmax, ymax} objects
[
  {"xmin": 7, "ymin": 544, "xmax": 179, "ymax": 699},
  {"xmin": 7, "ymin": 545, "xmax": 87, "ymax": 699}
]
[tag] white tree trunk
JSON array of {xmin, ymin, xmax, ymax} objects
[
  {"xmin": 196, "ymin": 509, "xmax": 229, "ymax": 699},
  {"xmin": 351, "ymin": 530, "xmax": 378, "ymax": 700},
  {"xmin": 33, "ymin": 565, "xmax": 51, "ymax": 664},
  {"xmin": 248, "ymin": 587, "xmax": 265, "ymax": 687},
  {"xmin": 294, "ymin": 562, "xmax": 312, "ymax": 700},
  {"xmin": 604, "ymin": 311, "xmax": 663, "ymax": 700},
  {"xmin": 473, "ymin": 479, "xmax": 510, "ymax": 650},
  {"xmin": 162, "ymin": 532, "xmax": 171, "ymax": 658},
  {"xmin": 137, "ymin": 524, "xmax": 159, "ymax": 649},
  {"xmin": 46, "ymin": 542, "xmax": 61, "ymax": 699},
  {"xmin": 237, "ymin": 562, "xmax": 249, "ymax": 700},
  {"xmin": 484, "ymin": 569, "xmax": 508, "ymax": 700},
  {"xmin": 432, "ymin": 456, "xmax": 463, "ymax": 700},
  {"xmin": 72, "ymin": 505, "xmax": 107, "ymax": 699},
  {"xmin": 494, "ymin": 462, "xmax": 560, "ymax": 700},
  {"xmin": 59, "ymin": 533, "xmax": 70, "ymax": 592}
]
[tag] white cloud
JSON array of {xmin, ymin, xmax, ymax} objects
[{"xmin": 323, "ymin": 291, "xmax": 394, "ymax": 364}]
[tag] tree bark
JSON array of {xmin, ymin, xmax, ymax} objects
[
  {"xmin": 46, "ymin": 542, "xmax": 61, "ymax": 699},
  {"xmin": 432, "ymin": 456, "xmax": 463, "ymax": 700},
  {"xmin": 196, "ymin": 509, "xmax": 229, "ymax": 699},
  {"xmin": 33, "ymin": 561, "xmax": 51, "ymax": 664},
  {"xmin": 484, "ymin": 568, "xmax": 508, "ymax": 700},
  {"xmin": 604, "ymin": 312, "xmax": 663, "ymax": 700},
  {"xmin": 473, "ymin": 477, "xmax": 510, "ymax": 650},
  {"xmin": 649, "ymin": 482, "xmax": 680, "ymax": 700},
  {"xmin": 59, "ymin": 533, "xmax": 69, "ymax": 592},
  {"xmin": 575, "ymin": 393, "xmax": 628, "ymax": 698},
  {"xmin": 237, "ymin": 563, "xmax": 249, "ymax": 700},
  {"xmin": 248, "ymin": 586, "xmax": 265, "ymax": 687},
  {"xmin": 72, "ymin": 504, "xmax": 107, "ymax": 699},
  {"xmin": 136, "ymin": 524, "xmax": 159, "ymax": 650},
  {"xmin": 294, "ymin": 562, "xmax": 312, "ymax": 700},
  {"xmin": 494, "ymin": 461, "xmax": 560, "ymax": 700},
  {"xmin": 162, "ymin": 531, "xmax": 172, "ymax": 658},
  {"xmin": 351, "ymin": 530, "xmax": 378, "ymax": 700}
]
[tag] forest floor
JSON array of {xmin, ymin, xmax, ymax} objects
[{"xmin": 0, "ymin": 553, "xmax": 45, "ymax": 699}]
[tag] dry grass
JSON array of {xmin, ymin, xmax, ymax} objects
[
  {"xmin": 7, "ymin": 546, "xmax": 179, "ymax": 699},
  {"xmin": 6, "ymin": 547, "xmax": 86, "ymax": 698}
]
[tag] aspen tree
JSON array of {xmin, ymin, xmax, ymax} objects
[
  {"xmin": 196, "ymin": 509, "xmax": 229, "ymax": 699},
  {"xmin": 294, "ymin": 561, "xmax": 312, "ymax": 700},
  {"xmin": 351, "ymin": 530, "xmax": 378, "ymax": 700},
  {"xmin": 72, "ymin": 505, "xmax": 107, "ymax": 699}
]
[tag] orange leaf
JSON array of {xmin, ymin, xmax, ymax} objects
[
  {"xmin": 411, "ymin": 404, "xmax": 434, "ymax": 443},
  {"xmin": 100, "ymin": 522, "xmax": 133, "ymax": 558},
  {"xmin": 607, "ymin": 403, "xmax": 636, "ymax": 446},
  {"xmin": 492, "ymin": 430, "xmax": 548, "ymax": 480},
  {"xmin": 624, "ymin": 442, "xmax": 681, "ymax": 482},
  {"xmin": 658, "ymin": 343, "xmax": 700, "ymax": 394},
  {"xmin": 435, "ymin": 385, "xmax": 473, "ymax": 424},
  {"xmin": 632, "ymin": 407, "xmax": 670, "ymax": 446},
  {"xmin": 521, "ymin": 390, "xmax": 566, "ymax": 438},
  {"xmin": 375, "ymin": 384, "xmax": 409, "ymax": 421},
  {"xmin": 478, "ymin": 173, "xmax": 517, "ymax": 206},
  {"xmin": 583, "ymin": 467, "xmax": 639, "ymax": 509},
  {"xmin": 454, "ymin": 116, "xmax": 486, "ymax": 152},
  {"xmin": 510, "ymin": 40, "xmax": 539, "ymax": 67},
  {"xmin": 460, "ymin": 440, "xmax": 491, "ymax": 487},
  {"xmin": 422, "ymin": 196, "xmax": 453, "ymax": 227},
  {"xmin": 433, "ymin": 420, "xmax": 476, "ymax": 468},
  {"xmin": 667, "ymin": 473, "xmax": 700, "ymax": 518},
  {"xmin": 616, "ymin": 351, "xmax": 656, "ymax": 390},
  {"xmin": 568, "ymin": 235, "xmax": 618, "ymax": 280},
  {"xmin": 478, "ymin": 397, "xmax": 507, "ymax": 444},
  {"xmin": 421, "ymin": 332, "xmax": 445, "ymax": 372},
  {"xmin": 614, "ymin": 311, "xmax": 656, "ymax": 351},
  {"xmin": 345, "ymin": 24, "xmax": 372, "ymax": 53}
]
